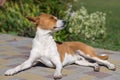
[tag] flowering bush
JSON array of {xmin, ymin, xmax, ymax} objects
[{"xmin": 64, "ymin": 6, "xmax": 106, "ymax": 40}]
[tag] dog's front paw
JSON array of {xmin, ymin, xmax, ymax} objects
[
  {"xmin": 4, "ymin": 69, "xmax": 17, "ymax": 76},
  {"xmin": 93, "ymin": 63, "xmax": 100, "ymax": 72},
  {"xmin": 54, "ymin": 72, "xmax": 62, "ymax": 80}
]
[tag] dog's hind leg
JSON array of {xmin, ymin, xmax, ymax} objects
[
  {"xmin": 75, "ymin": 57, "xmax": 100, "ymax": 71},
  {"xmin": 5, "ymin": 50, "xmax": 38, "ymax": 76},
  {"xmin": 76, "ymin": 50, "xmax": 116, "ymax": 71},
  {"xmin": 92, "ymin": 57, "xmax": 116, "ymax": 71}
]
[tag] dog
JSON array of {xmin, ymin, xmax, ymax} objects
[{"xmin": 5, "ymin": 13, "xmax": 116, "ymax": 79}]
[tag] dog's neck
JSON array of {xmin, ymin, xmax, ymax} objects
[
  {"xmin": 36, "ymin": 27, "xmax": 52, "ymax": 37},
  {"xmin": 33, "ymin": 27, "xmax": 56, "ymax": 48}
]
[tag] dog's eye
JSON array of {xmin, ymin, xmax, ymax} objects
[
  {"xmin": 53, "ymin": 26, "xmax": 57, "ymax": 29},
  {"xmin": 50, "ymin": 16, "xmax": 54, "ymax": 19}
]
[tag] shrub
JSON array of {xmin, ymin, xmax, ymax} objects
[
  {"xmin": 0, "ymin": 0, "xmax": 67, "ymax": 37},
  {"xmin": 62, "ymin": 6, "xmax": 106, "ymax": 41},
  {"xmin": 0, "ymin": 0, "xmax": 106, "ymax": 42}
]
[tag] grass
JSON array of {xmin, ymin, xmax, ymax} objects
[{"xmin": 72, "ymin": 0, "xmax": 120, "ymax": 51}]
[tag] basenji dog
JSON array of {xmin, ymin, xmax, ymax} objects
[{"xmin": 5, "ymin": 13, "xmax": 116, "ymax": 79}]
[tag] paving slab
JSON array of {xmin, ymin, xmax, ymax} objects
[{"xmin": 0, "ymin": 34, "xmax": 120, "ymax": 80}]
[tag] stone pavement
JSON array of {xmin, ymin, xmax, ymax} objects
[{"xmin": 0, "ymin": 34, "xmax": 120, "ymax": 80}]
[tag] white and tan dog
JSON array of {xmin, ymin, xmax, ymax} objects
[{"xmin": 5, "ymin": 13, "xmax": 116, "ymax": 79}]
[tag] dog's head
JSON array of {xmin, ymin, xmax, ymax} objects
[{"xmin": 26, "ymin": 13, "xmax": 66, "ymax": 32}]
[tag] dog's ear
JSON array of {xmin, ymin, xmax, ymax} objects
[
  {"xmin": 26, "ymin": 16, "xmax": 37, "ymax": 23},
  {"xmin": 41, "ymin": 12, "xmax": 47, "ymax": 15}
]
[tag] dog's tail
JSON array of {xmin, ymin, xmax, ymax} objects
[{"xmin": 96, "ymin": 54, "xmax": 109, "ymax": 60}]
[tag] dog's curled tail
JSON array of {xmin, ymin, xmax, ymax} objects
[{"xmin": 96, "ymin": 54, "xmax": 109, "ymax": 60}]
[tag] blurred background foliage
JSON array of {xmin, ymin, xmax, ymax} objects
[
  {"xmin": 0, "ymin": 0, "xmax": 106, "ymax": 40},
  {"xmin": 0, "ymin": 0, "xmax": 120, "ymax": 51},
  {"xmin": 0, "ymin": 0, "xmax": 68, "ymax": 37}
]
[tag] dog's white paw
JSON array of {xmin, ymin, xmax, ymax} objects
[
  {"xmin": 4, "ymin": 69, "xmax": 17, "ymax": 76},
  {"xmin": 93, "ymin": 63, "xmax": 100, "ymax": 72},
  {"xmin": 54, "ymin": 72, "xmax": 62, "ymax": 79},
  {"xmin": 108, "ymin": 64, "xmax": 116, "ymax": 71}
]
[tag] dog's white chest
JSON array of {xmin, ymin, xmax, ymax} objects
[{"xmin": 31, "ymin": 30, "xmax": 60, "ymax": 67}]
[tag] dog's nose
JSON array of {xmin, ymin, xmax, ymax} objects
[{"xmin": 63, "ymin": 20, "xmax": 66, "ymax": 24}]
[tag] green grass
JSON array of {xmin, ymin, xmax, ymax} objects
[{"xmin": 73, "ymin": 0, "xmax": 120, "ymax": 51}]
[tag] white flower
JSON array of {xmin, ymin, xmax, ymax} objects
[
  {"xmin": 70, "ymin": 11, "xmax": 76, "ymax": 19},
  {"xmin": 68, "ymin": 3, "xmax": 72, "ymax": 9},
  {"xmin": 64, "ymin": 6, "xmax": 106, "ymax": 40},
  {"xmin": 78, "ymin": 15, "xmax": 83, "ymax": 19}
]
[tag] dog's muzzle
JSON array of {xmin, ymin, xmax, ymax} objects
[{"xmin": 53, "ymin": 20, "xmax": 66, "ymax": 31}]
